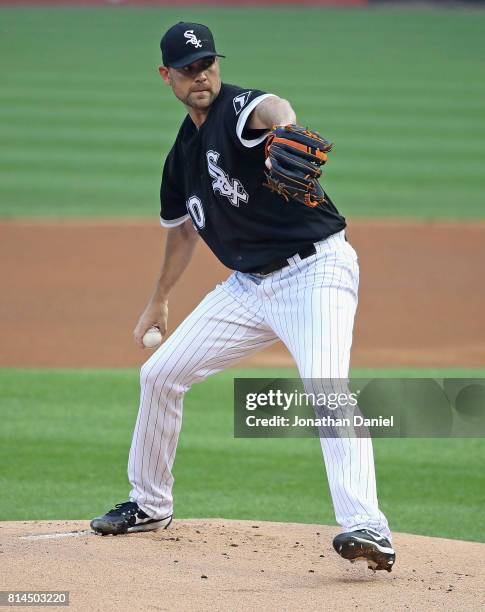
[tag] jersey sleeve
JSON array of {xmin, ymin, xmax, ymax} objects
[
  {"xmin": 224, "ymin": 88, "xmax": 277, "ymax": 149},
  {"xmin": 159, "ymin": 147, "xmax": 189, "ymax": 228}
]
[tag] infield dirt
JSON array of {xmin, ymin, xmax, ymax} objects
[
  {"xmin": 1, "ymin": 519, "xmax": 484, "ymax": 611},
  {"xmin": 1, "ymin": 219, "xmax": 484, "ymax": 368}
]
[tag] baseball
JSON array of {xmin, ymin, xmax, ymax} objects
[{"xmin": 142, "ymin": 326, "xmax": 162, "ymax": 349}]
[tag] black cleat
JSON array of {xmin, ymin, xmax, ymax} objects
[
  {"xmin": 90, "ymin": 501, "xmax": 172, "ymax": 536},
  {"xmin": 333, "ymin": 529, "xmax": 396, "ymax": 572}
]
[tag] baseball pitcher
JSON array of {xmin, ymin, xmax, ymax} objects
[{"xmin": 91, "ymin": 22, "xmax": 395, "ymax": 573}]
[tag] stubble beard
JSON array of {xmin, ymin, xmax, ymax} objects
[{"xmin": 184, "ymin": 89, "xmax": 217, "ymax": 110}]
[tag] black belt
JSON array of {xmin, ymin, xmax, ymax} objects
[{"xmin": 252, "ymin": 243, "xmax": 317, "ymax": 276}]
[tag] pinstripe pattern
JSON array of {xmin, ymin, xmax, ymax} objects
[{"xmin": 128, "ymin": 230, "xmax": 390, "ymax": 540}]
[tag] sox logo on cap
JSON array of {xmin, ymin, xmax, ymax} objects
[{"xmin": 184, "ymin": 30, "xmax": 202, "ymax": 48}]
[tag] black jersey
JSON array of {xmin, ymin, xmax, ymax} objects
[{"xmin": 160, "ymin": 83, "xmax": 346, "ymax": 272}]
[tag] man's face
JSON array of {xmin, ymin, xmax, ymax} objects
[{"xmin": 160, "ymin": 57, "xmax": 221, "ymax": 110}]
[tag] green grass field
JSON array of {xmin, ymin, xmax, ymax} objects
[
  {"xmin": 1, "ymin": 368, "xmax": 484, "ymax": 542},
  {"xmin": 1, "ymin": 7, "xmax": 484, "ymax": 219}
]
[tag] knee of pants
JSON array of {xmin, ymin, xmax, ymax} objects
[{"xmin": 140, "ymin": 349, "xmax": 191, "ymax": 396}]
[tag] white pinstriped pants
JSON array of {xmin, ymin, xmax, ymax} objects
[{"xmin": 128, "ymin": 230, "xmax": 391, "ymax": 539}]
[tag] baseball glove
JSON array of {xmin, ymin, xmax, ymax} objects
[{"xmin": 263, "ymin": 124, "xmax": 333, "ymax": 208}]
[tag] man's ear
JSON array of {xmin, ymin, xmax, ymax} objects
[{"xmin": 158, "ymin": 65, "xmax": 171, "ymax": 85}]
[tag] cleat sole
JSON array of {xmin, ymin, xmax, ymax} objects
[{"xmin": 333, "ymin": 533, "xmax": 395, "ymax": 572}]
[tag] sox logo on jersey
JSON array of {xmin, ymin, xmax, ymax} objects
[
  {"xmin": 206, "ymin": 150, "xmax": 249, "ymax": 207},
  {"xmin": 184, "ymin": 30, "xmax": 202, "ymax": 48}
]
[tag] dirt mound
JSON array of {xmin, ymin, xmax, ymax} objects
[{"xmin": 1, "ymin": 519, "xmax": 483, "ymax": 611}]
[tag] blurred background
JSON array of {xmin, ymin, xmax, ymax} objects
[
  {"xmin": 1, "ymin": 2, "xmax": 484, "ymax": 219},
  {"xmin": 1, "ymin": 1, "xmax": 484, "ymax": 541}
]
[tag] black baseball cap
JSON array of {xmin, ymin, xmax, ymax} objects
[{"xmin": 160, "ymin": 22, "xmax": 225, "ymax": 69}]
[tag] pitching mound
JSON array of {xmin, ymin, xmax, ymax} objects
[{"xmin": 1, "ymin": 519, "xmax": 483, "ymax": 611}]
